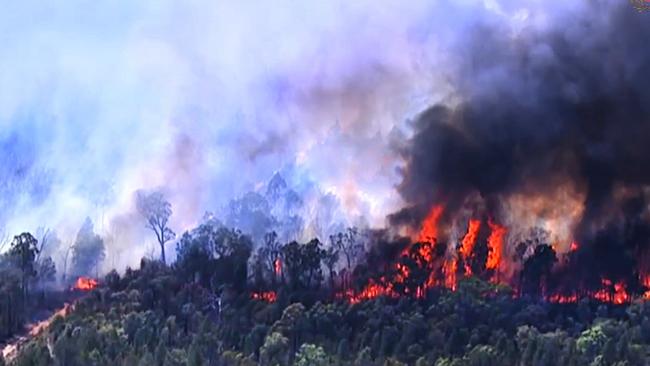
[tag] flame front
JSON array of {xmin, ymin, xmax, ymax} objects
[
  {"xmin": 340, "ymin": 203, "xmax": 648, "ymax": 305},
  {"xmin": 333, "ymin": 201, "xmax": 650, "ymax": 305}
]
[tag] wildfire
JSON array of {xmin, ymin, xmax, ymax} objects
[
  {"xmin": 73, "ymin": 277, "xmax": 98, "ymax": 291},
  {"xmin": 548, "ymin": 278, "xmax": 631, "ymax": 304},
  {"xmin": 251, "ymin": 291, "xmax": 277, "ymax": 302},
  {"xmin": 345, "ymin": 279, "xmax": 397, "ymax": 304},
  {"xmin": 460, "ymin": 219, "xmax": 481, "ymax": 275},
  {"xmin": 593, "ymin": 279, "xmax": 630, "ymax": 304},
  {"xmin": 417, "ymin": 205, "xmax": 444, "ymax": 243},
  {"xmin": 347, "ymin": 204, "xmax": 454, "ymax": 303},
  {"xmin": 486, "ymin": 219, "xmax": 507, "ymax": 271},
  {"xmin": 444, "ymin": 257, "xmax": 458, "ymax": 290},
  {"xmin": 339, "ymin": 203, "xmax": 650, "ymax": 306}
]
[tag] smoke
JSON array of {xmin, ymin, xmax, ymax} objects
[
  {"xmin": 0, "ymin": 0, "xmax": 456, "ymax": 265},
  {"xmin": 1, "ymin": 0, "xmax": 644, "ymax": 272},
  {"xmin": 394, "ymin": 1, "xmax": 650, "ymax": 280}
]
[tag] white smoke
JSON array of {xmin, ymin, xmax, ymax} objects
[{"xmin": 0, "ymin": 0, "xmax": 598, "ymax": 269}]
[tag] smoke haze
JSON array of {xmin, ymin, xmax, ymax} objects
[{"xmin": 0, "ymin": 0, "xmax": 645, "ymax": 270}]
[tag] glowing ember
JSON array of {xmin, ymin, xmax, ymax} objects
[
  {"xmin": 570, "ymin": 241, "xmax": 579, "ymax": 252},
  {"xmin": 459, "ymin": 219, "xmax": 481, "ymax": 275},
  {"xmin": 73, "ymin": 277, "xmax": 98, "ymax": 291},
  {"xmin": 547, "ymin": 294, "xmax": 579, "ymax": 304},
  {"xmin": 251, "ymin": 291, "xmax": 277, "ymax": 302}
]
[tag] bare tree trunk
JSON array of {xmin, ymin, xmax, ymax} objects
[
  {"xmin": 160, "ymin": 241, "xmax": 166, "ymax": 264},
  {"xmin": 61, "ymin": 244, "xmax": 72, "ymax": 283}
]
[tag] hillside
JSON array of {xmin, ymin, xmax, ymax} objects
[{"xmin": 8, "ymin": 257, "xmax": 650, "ymax": 366}]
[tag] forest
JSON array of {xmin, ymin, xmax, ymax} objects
[
  {"xmin": 1, "ymin": 0, "xmax": 648, "ymax": 365},
  {"xmin": 1, "ymin": 193, "xmax": 650, "ymax": 366}
]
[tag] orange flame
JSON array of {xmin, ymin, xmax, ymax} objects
[
  {"xmin": 342, "ymin": 205, "xmax": 519, "ymax": 304},
  {"xmin": 486, "ymin": 220, "xmax": 507, "ymax": 271},
  {"xmin": 593, "ymin": 279, "xmax": 630, "ymax": 304},
  {"xmin": 460, "ymin": 219, "xmax": 481, "ymax": 275},
  {"xmin": 340, "ymin": 202, "xmax": 648, "ymax": 306},
  {"xmin": 342, "ymin": 277, "xmax": 398, "ymax": 305},
  {"xmin": 73, "ymin": 277, "xmax": 98, "ymax": 291},
  {"xmin": 444, "ymin": 257, "xmax": 458, "ymax": 290},
  {"xmin": 548, "ymin": 278, "xmax": 632, "ymax": 304},
  {"xmin": 417, "ymin": 205, "xmax": 444, "ymax": 243}
]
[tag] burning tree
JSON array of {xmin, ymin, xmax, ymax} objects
[
  {"xmin": 136, "ymin": 190, "xmax": 175, "ymax": 264},
  {"xmin": 258, "ymin": 231, "xmax": 284, "ymax": 286}
]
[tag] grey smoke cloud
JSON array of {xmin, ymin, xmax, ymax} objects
[
  {"xmin": 393, "ymin": 1, "xmax": 650, "ymax": 254},
  {"xmin": 0, "ymin": 0, "xmax": 604, "ymax": 267}
]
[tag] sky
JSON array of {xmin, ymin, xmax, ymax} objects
[{"xmin": 0, "ymin": 0, "xmax": 597, "ymax": 266}]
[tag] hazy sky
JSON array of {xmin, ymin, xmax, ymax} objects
[{"xmin": 0, "ymin": 0, "xmax": 593, "ymax": 262}]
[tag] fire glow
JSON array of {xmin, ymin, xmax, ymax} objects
[
  {"xmin": 459, "ymin": 219, "xmax": 481, "ymax": 276},
  {"xmin": 274, "ymin": 258, "xmax": 282, "ymax": 277},
  {"xmin": 251, "ymin": 291, "xmax": 277, "ymax": 303},
  {"xmin": 340, "ymin": 204, "xmax": 650, "ymax": 305},
  {"xmin": 73, "ymin": 277, "xmax": 98, "ymax": 291},
  {"xmin": 548, "ymin": 279, "xmax": 631, "ymax": 305}
]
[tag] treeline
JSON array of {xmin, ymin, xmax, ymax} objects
[
  {"xmin": 0, "ymin": 219, "xmax": 105, "ymax": 344},
  {"xmin": 0, "ymin": 232, "xmax": 56, "ymax": 341},
  {"xmin": 10, "ymin": 259, "xmax": 650, "ymax": 366},
  {"xmin": 8, "ymin": 216, "xmax": 650, "ymax": 365},
  {"xmin": 174, "ymin": 216, "xmax": 364, "ymax": 300}
]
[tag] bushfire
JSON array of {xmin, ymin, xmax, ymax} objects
[
  {"xmin": 73, "ymin": 277, "xmax": 98, "ymax": 291},
  {"xmin": 340, "ymin": 204, "xmax": 650, "ymax": 305}
]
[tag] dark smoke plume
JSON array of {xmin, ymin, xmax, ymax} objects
[{"xmin": 392, "ymin": 3, "xmax": 650, "ymax": 290}]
